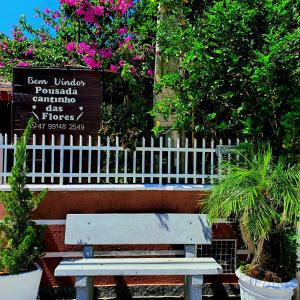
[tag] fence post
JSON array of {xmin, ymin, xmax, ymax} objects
[
  {"xmin": 0, "ymin": 134, "xmax": 3, "ymax": 185},
  {"xmin": 59, "ymin": 134, "xmax": 65, "ymax": 185}
]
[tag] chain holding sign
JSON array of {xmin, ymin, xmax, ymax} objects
[{"xmin": 13, "ymin": 67, "xmax": 102, "ymax": 136}]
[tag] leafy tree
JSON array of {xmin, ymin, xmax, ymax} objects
[
  {"xmin": 152, "ymin": 0, "xmax": 300, "ymax": 161},
  {"xmin": 0, "ymin": 118, "xmax": 47, "ymax": 274}
]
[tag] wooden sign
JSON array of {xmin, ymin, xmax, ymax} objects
[{"xmin": 13, "ymin": 67, "xmax": 102, "ymax": 135}]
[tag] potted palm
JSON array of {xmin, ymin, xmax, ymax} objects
[
  {"xmin": 203, "ymin": 145, "xmax": 300, "ymax": 300},
  {"xmin": 0, "ymin": 118, "xmax": 47, "ymax": 300}
]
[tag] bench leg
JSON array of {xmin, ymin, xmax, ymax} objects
[
  {"xmin": 184, "ymin": 275, "xmax": 203, "ymax": 300},
  {"xmin": 75, "ymin": 276, "xmax": 94, "ymax": 300}
]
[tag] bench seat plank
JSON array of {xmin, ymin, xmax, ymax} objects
[
  {"xmin": 65, "ymin": 214, "xmax": 212, "ymax": 245},
  {"xmin": 55, "ymin": 257, "xmax": 222, "ymax": 277}
]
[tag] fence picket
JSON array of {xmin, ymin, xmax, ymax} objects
[
  {"xmin": 115, "ymin": 136, "xmax": 119, "ymax": 184},
  {"xmin": 88, "ymin": 135, "xmax": 92, "ymax": 184},
  {"xmin": 133, "ymin": 147, "xmax": 137, "ymax": 184},
  {"xmin": 97, "ymin": 136, "xmax": 101, "ymax": 184},
  {"xmin": 193, "ymin": 139, "xmax": 197, "ymax": 184},
  {"xmin": 69, "ymin": 135, "xmax": 73, "ymax": 184},
  {"xmin": 210, "ymin": 139, "xmax": 215, "ymax": 184},
  {"xmin": 13, "ymin": 134, "xmax": 17, "ymax": 166},
  {"xmin": 184, "ymin": 138, "xmax": 188, "ymax": 184},
  {"xmin": 79, "ymin": 135, "xmax": 83, "ymax": 183},
  {"xmin": 202, "ymin": 138, "xmax": 205, "ymax": 184},
  {"xmin": 150, "ymin": 137, "xmax": 154, "ymax": 184},
  {"xmin": 176, "ymin": 138, "xmax": 180, "ymax": 184},
  {"xmin": 141, "ymin": 137, "xmax": 145, "ymax": 184},
  {"xmin": 228, "ymin": 138, "xmax": 232, "ymax": 162},
  {"xmin": 51, "ymin": 135, "xmax": 55, "ymax": 184},
  {"xmin": 59, "ymin": 135, "xmax": 65, "ymax": 185},
  {"xmin": 3, "ymin": 134, "xmax": 7, "ymax": 184},
  {"xmin": 106, "ymin": 137, "xmax": 110, "ymax": 183},
  {"xmin": 124, "ymin": 148, "xmax": 128, "ymax": 184},
  {"xmin": 167, "ymin": 137, "xmax": 171, "ymax": 184},
  {"xmin": 218, "ymin": 138, "xmax": 223, "ymax": 179},
  {"xmin": 42, "ymin": 135, "xmax": 46, "ymax": 183},
  {"xmin": 32, "ymin": 134, "xmax": 36, "ymax": 183},
  {"xmin": 159, "ymin": 136, "xmax": 163, "ymax": 185}
]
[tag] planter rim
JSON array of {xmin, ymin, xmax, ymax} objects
[
  {"xmin": 0, "ymin": 263, "xmax": 42, "ymax": 279},
  {"xmin": 235, "ymin": 267, "xmax": 298, "ymax": 290}
]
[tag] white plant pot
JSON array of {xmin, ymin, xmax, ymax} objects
[
  {"xmin": 0, "ymin": 264, "xmax": 42, "ymax": 300},
  {"xmin": 236, "ymin": 268, "xmax": 298, "ymax": 300}
]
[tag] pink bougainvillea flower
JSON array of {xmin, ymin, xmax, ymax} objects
[
  {"xmin": 64, "ymin": 0, "xmax": 80, "ymax": 6},
  {"xmin": 44, "ymin": 8, "xmax": 50, "ymax": 14},
  {"xmin": 0, "ymin": 63, "xmax": 5, "ymax": 68},
  {"xmin": 0, "ymin": 42, "xmax": 8, "ymax": 52},
  {"xmin": 99, "ymin": 48, "xmax": 112, "ymax": 59},
  {"xmin": 124, "ymin": 36, "xmax": 131, "ymax": 43},
  {"xmin": 147, "ymin": 69, "xmax": 154, "ymax": 77},
  {"xmin": 51, "ymin": 11, "xmax": 61, "ymax": 19},
  {"xmin": 78, "ymin": 42, "xmax": 91, "ymax": 52},
  {"xmin": 84, "ymin": 11, "xmax": 97, "ymax": 23},
  {"xmin": 126, "ymin": 44, "xmax": 134, "ymax": 50},
  {"xmin": 76, "ymin": 7, "xmax": 85, "ymax": 16},
  {"xmin": 117, "ymin": 27, "xmax": 128, "ymax": 35},
  {"xmin": 24, "ymin": 46, "xmax": 33, "ymax": 57},
  {"xmin": 88, "ymin": 49, "xmax": 97, "ymax": 57},
  {"xmin": 40, "ymin": 34, "xmax": 46, "ymax": 43},
  {"xmin": 118, "ymin": 60, "xmax": 125, "ymax": 67},
  {"xmin": 109, "ymin": 64, "xmax": 118, "ymax": 72},
  {"xmin": 17, "ymin": 61, "xmax": 30, "ymax": 67},
  {"xmin": 130, "ymin": 66, "xmax": 137, "ymax": 75},
  {"xmin": 93, "ymin": 6, "xmax": 105, "ymax": 16},
  {"xmin": 132, "ymin": 54, "xmax": 144, "ymax": 61},
  {"xmin": 12, "ymin": 29, "xmax": 26, "ymax": 42},
  {"xmin": 149, "ymin": 45, "xmax": 155, "ymax": 54},
  {"xmin": 54, "ymin": 11, "xmax": 61, "ymax": 18},
  {"xmin": 66, "ymin": 42, "xmax": 76, "ymax": 51},
  {"xmin": 114, "ymin": 0, "xmax": 135, "ymax": 15},
  {"xmin": 84, "ymin": 56, "xmax": 102, "ymax": 69}
]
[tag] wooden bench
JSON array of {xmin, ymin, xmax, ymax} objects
[{"xmin": 54, "ymin": 213, "xmax": 222, "ymax": 300}]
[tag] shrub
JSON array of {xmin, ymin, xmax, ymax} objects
[{"xmin": 0, "ymin": 118, "xmax": 47, "ymax": 274}]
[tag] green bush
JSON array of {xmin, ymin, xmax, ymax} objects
[
  {"xmin": 153, "ymin": 0, "xmax": 300, "ymax": 161},
  {"xmin": 0, "ymin": 118, "xmax": 47, "ymax": 274}
]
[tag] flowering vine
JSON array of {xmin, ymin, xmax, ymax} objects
[{"xmin": 0, "ymin": 0, "xmax": 157, "ymax": 80}]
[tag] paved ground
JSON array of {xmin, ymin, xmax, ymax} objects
[{"xmin": 38, "ymin": 284, "xmax": 241, "ymax": 300}]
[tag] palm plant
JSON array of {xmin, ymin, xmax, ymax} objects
[{"xmin": 203, "ymin": 145, "xmax": 300, "ymax": 281}]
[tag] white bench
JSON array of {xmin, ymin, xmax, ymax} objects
[{"xmin": 54, "ymin": 213, "xmax": 222, "ymax": 300}]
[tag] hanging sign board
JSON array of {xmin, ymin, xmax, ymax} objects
[{"xmin": 13, "ymin": 67, "xmax": 102, "ymax": 135}]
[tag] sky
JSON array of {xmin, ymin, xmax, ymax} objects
[{"xmin": 0, "ymin": 0, "xmax": 59, "ymax": 37}]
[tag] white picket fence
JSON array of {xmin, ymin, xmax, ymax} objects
[{"xmin": 0, "ymin": 133, "xmax": 240, "ymax": 185}]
